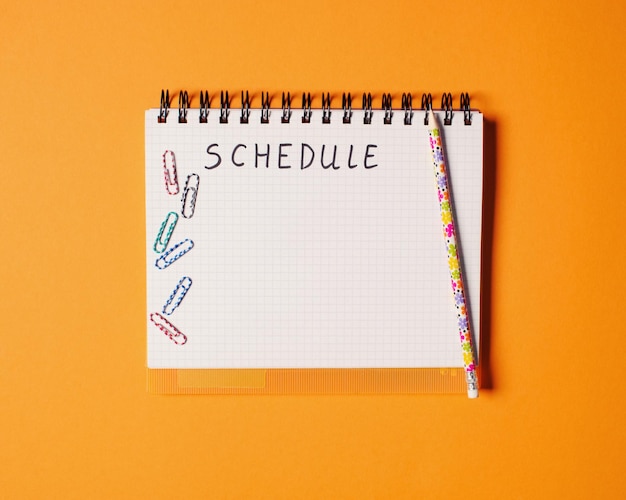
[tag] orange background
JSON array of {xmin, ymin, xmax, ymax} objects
[{"xmin": 1, "ymin": 0, "xmax": 625, "ymax": 498}]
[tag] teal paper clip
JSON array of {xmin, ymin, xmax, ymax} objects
[{"xmin": 154, "ymin": 211, "xmax": 178, "ymax": 253}]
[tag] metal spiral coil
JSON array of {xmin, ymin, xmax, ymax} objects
[
  {"xmin": 158, "ymin": 89, "xmax": 169, "ymax": 123},
  {"xmin": 402, "ymin": 93, "xmax": 412, "ymax": 125},
  {"xmin": 178, "ymin": 91, "xmax": 189, "ymax": 123},
  {"xmin": 281, "ymin": 92, "xmax": 291, "ymax": 123},
  {"xmin": 322, "ymin": 93, "xmax": 331, "ymax": 124},
  {"xmin": 342, "ymin": 93, "xmax": 352, "ymax": 124},
  {"xmin": 460, "ymin": 92, "xmax": 472, "ymax": 125},
  {"xmin": 220, "ymin": 90, "xmax": 230, "ymax": 124},
  {"xmin": 421, "ymin": 93, "xmax": 433, "ymax": 125},
  {"xmin": 301, "ymin": 92, "xmax": 311, "ymax": 123},
  {"xmin": 441, "ymin": 92, "xmax": 453, "ymax": 125},
  {"xmin": 382, "ymin": 93, "xmax": 392, "ymax": 124},
  {"xmin": 261, "ymin": 92, "xmax": 270, "ymax": 124},
  {"xmin": 199, "ymin": 91, "xmax": 209, "ymax": 123},
  {"xmin": 362, "ymin": 93, "xmax": 372, "ymax": 124},
  {"xmin": 240, "ymin": 91, "xmax": 250, "ymax": 124}
]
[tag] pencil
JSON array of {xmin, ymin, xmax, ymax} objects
[{"xmin": 428, "ymin": 111, "xmax": 479, "ymax": 398}]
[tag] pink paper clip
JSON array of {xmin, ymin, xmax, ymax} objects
[
  {"xmin": 163, "ymin": 150, "xmax": 179, "ymax": 195},
  {"xmin": 150, "ymin": 312, "xmax": 187, "ymax": 345}
]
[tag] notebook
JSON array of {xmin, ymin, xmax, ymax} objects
[{"xmin": 145, "ymin": 90, "xmax": 483, "ymax": 394}]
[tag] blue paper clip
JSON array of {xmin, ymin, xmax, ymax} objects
[
  {"xmin": 153, "ymin": 211, "xmax": 178, "ymax": 253},
  {"xmin": 163, "ymin": 150, "xmax": 179, "ymax": 195},
  {"xmin": 162, "ymin": 276, "xmax": 193, "ymax": 315},
  {"xmin": 181, "ymin": 173, "xmax": 200, "ymax": 219},
  {"xmin": 155, "ymin": 239, "xmax": 194, "ymax": 269}
]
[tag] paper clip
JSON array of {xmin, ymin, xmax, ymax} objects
[
  {"xmin": 153, "ymin": 211, "xmax": 178, "ymax": 253},
  {"xmin": 155, "ymin": 238, "xmax": 194, "ymax": 269},
  {"xmin": 181, "ymin": 173, "xmax": 200, "ymax": 219},
  {"xmin": 150, "ymin": 312, "xmax": 187, "ymax": 345},
  {"xmin": 163, "ymin": 150, "xmax": 179, "ymax": 195},
  {"xmin": 163, "ymin": 276, "xmax": 192, "ymax": 315}
]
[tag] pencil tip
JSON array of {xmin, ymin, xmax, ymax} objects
[{"xmin": 428, "ymin": 109, "xmax": 438, "ymax": 129}]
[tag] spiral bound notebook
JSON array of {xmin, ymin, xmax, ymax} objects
[{"xmin": 146, "ymin": 90, "xmax": 483, "ymax": 394}]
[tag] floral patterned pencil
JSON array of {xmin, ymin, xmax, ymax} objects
[{"xmin": 428, "ymin": 111, "xmax": 479, "ymax": 398}]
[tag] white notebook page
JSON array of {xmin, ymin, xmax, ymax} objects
[{"xmin": 146, "ymin": 108, "xmax": 482, "ymax": 369}]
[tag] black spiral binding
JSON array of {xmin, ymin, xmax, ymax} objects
[
  {"xmin": 321, "ymin": 93, "xmax": 331, "ymax": 124},
  {"xmin": 281, "ymin": 92, "xmax": 291, "ymax": 123},
  {"xmin": 441, "ymin": 93, "xmax": 453, "ymax": 125},
  {"xmin": 460, "ymin": 92, "xmax": 472, "ymax": 125},
  {"xmin": 158, "ymin": 89, "xmax": 169, "ymax": 123},
  {"xmin": 402, "ymin": 93, "xmax": 413, "ymax": 125},
  {"xmin": 178, "ymin": 91, "xmax": 189, "ymax": 123},
  {"xmin": 302, "ymin": 93, "xmax": 311, "ymax": 123},
  {"xmin": 240, "ymin": 91, "xmax": 250, "ymax": 124},
  {"xmin": 158, "ymin": 90, "xmax": 474, "ymax": 126},
  {"xmin": 421, "ymin": 93, "xmax": 433, "ymax": 125},
  {"xmin": 382, "ymin": 93, "xmax": 392, "ymax": 125},
  {"xmin": 219, "ymin": 91, "xmax": 230, "ymax": 124},
  {"xmin": 199, "ymin": 91, "xmax": 209, "ymax": 123},
  {"xmin": 261, "ymin": 92, "xmax": 270, "ymax": 124},
  {"xmin": 342, "ymin": 93, "xmax": 352, "ymax": 124},
  {"xmin": 362, "ymin": 93, "xmax": 373, "ymax": 125}
]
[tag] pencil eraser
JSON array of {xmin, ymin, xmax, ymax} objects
[{"xmin": 468, "ymin": 388, "xmax": 479, "ymax": 399}]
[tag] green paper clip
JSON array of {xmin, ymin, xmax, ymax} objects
[{"xmin": 153, "ymin": 211, "xmax": 178, "ymax": 253}]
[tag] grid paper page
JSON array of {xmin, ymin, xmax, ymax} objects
[{"xmin": 146, "ymin": 108, "xmax": 482, "ymax": 368}]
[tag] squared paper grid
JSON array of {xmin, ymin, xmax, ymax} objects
[{"xmin": 146, "ymin": 108, "xmax": 482, "ymax": 369}]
